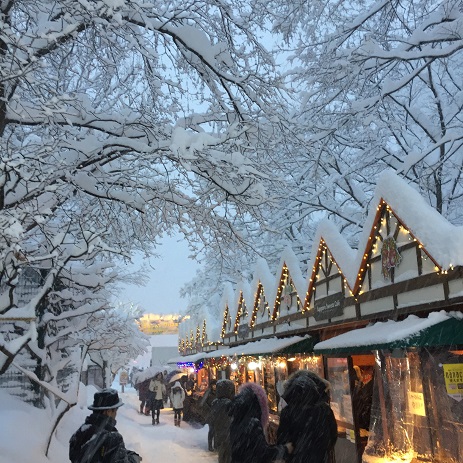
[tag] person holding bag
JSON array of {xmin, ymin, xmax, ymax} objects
[{"xmin": 149, "ymin": 371, "xmax": 166, "ymax": 425}]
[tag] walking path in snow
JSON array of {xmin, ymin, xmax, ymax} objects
[
  {"xmin": 0, "ymin": 385, "xmax": 218, "ymax": 463},
  {"xmin": 103, "ymin": 386, "xmax": 217, "ymax": 463}
]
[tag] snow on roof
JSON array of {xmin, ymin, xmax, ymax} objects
[
  {"xmin": 313, "ymin": 310, "xmax": 463, "ymax": 351},
  {"xmin": 218, "ymin": 281, "xmax": 235, "ymax": 333},
  {"xmin": 211, "ymin": 171, "xmax": 463, "ymax": 333},
  {"xmin": 306, "ymin": 170, "xmax": 463, "ymax": 293},
  {"xmin": 231, "ymin": 278, "xmax": 253, "ymax": 325},
  {"xmin": 170, "ymin": 335, "xmax": 312, "ymax": 363},
  {"xmin": 208, "ymin": 324, "xmax": 221, "ymax": 343},
  {"xmin": 178, "ymin": 316, "xmax": 196, "ymax": 340},
  {"xmin": 271, "ymin": 246, "xmax": 306, "ymax": 301},
  {"xmin": 250, "ymin": 257, "xmax": 277, "ymax": 304},
  {"xmin": 219, "ymin": 282, "xmax": 235, "ymax": 310},
  {"xmin": 232, "ymin": 279, "xmax": 253, "ymax": 311},
  {"xmin": 306, "ymin": 219, "xmax": 356, "ymax": 292},
  {"xmin": 203, "ymin": 335, "xmax": 311, "ymax": 358},
  {"xmin": 355, "ymin": 169, "xmax": 463, "ymax": 274}
]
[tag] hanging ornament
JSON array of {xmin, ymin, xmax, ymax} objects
[
  {"xmin": 259, "ymin": 295, "xmax": 266, "ymax": 317},
  {"xmin": 381, "ymin": 236, "xmax": 402, "ymax": 279},
  {"xmin": 283, "ymin": 280, "xmax": 293, "ymax": 309}
]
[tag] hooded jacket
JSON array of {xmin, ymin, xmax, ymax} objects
[
  {"xmin": 200, "ymin": 379, "xmax": 217, "ymax": 423},
  {"xmin": 170, "ymin": 381, "xmax": 186, "ymax": 410},
  {"xmin": 229, "ymin": 382, "xmax": 289, "ymax": 463},
  {"xmin": 277, "ymin": 370, "xmax": 337, "ymax": 463},
  {"xmin": 211, "ymin": 380, "xmax": 235, "ymax": 447}
]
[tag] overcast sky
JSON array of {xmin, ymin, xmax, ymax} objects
[{"xmin": 116, "ymin": 234, "xmax": 201, "ymax": 315}]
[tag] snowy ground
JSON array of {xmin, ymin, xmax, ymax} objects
[{"xmin": 0, "ymin": 383, "xmax": 216, "ymax": 463}]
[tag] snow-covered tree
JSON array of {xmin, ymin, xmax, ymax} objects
[
  {"xmin": 180, "ymin": 0, "xmax": 463, "ymax": 326},
  {"xmin": 268, "ymin": 0, "xmax": 463, "ymax": 241},
  {"xmin": 71, "ymin": 303, "xmax": 149, "ymax": 388},
  {"xmin": 0, "ymin": 0, "xmax": 290, "ymax": 374}
]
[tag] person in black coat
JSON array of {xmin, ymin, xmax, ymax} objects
[
  {"xmin": 200, "ymin": 378, "xmax": 218, "ymax": 450},
  {"xmin": 183, "ymin": 373, "xmax": 196, "ymax": 422},
  {"xmin": 211, "ymin": 379, "xmax": 235, "ymax": 463},
  {"xmin": 134, "ymin": 377, "xmax": 150, "ymax": 415},
  {"xmin": 352, "ymin": 368, "xmax": 375, "ymax": 431},
  {"xmin": 229, "ymin": 382, "xmax": 293, "ymax": 463},
  {"xmin": 277, "ymin": 370, "xmax": 337, "ymax": 463},
  {"xmin": 69, "ymin": 388, "xmax": 141, "ymax": 463}
]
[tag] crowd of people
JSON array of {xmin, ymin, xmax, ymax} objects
[
  {"xmin": 130, "ymin": 368, "xmax": 338, "ymax": 463},
  {"xmin": 69, "ymin": 369, "xmax": 338, "ymax": 463}
]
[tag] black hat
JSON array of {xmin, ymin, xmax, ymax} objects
[{"xmin": 88, "ymin": 388, "xmax": 124, "ymax": 410}]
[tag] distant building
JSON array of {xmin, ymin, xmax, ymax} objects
[
  {"xmin": 150, "ymin": 334, "xmax": 179, "ymax": 368},
  {"xmin": 137, "ymin": 313, "xmax": 187, "ymax": 335}
]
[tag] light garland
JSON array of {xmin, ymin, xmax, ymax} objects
[
  {"xmin": 221, "ymin": 305, "xmax": 230, "ymax": 339},
  {"xmin": 176, "ymin": 360, "xmax": 204, "ymax": 372},
  {"xmin": 220, "ymin": 199, "xmax": 449, "ymax": 338},
  {"xmin": 201, "ymin": 319, "xmax": 207, "ymax": 345}
]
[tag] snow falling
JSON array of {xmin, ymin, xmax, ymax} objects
[{"xmin": 2, "ymin": 1, "xmax": 463, "ymax": 463}]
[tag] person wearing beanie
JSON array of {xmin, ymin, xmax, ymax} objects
[
  {"xmin": 277, "ymin": 370, "xmax": 337, "ymax": 463},
  {"xmin": 170, "ymin": 381, "xmax": 186, "ymax": 426},
  {"xmin": 229, "ymin": 382, "xmax": 293, "ymax": 463},
  {"xmin": 211, "ymin": 379, "xmax": 236, "ymax": 463},
  {"xmin": 69, "ymin": 388, "xmax": 141, "ymax": 463}
]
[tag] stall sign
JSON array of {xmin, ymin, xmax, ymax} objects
[
  {"xmin": 443, "ymin": 363, "xmax": 463, "ymax": 401},
  {"xmin": 313, "ymin": 292, "xmax": 344, "ymax": 321},
  {"xmin": 407, "ymin": 391, "xmax": 426, "ymax": 416},
  {"xmin": 119, "ymin": 371, "xmax": 129, "ymax": 385}
]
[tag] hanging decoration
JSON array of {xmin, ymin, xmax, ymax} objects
[
  {"xmin": 283, "ymin": 278, "xmax": 294, "ymax": 310},
  {"xmin": 260, "ymin": 296, "xmax": 270, "ymax": 319},
  {"xmin": 381, "ymin": 236, "xmax": 402, "ymax": 279}
]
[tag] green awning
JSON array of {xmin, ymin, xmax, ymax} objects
[
  {"xmin": 313, "ymin": 314, "xmax": 463, "ymax": 355},
  {"xmin": 275, "ymin": 336, "xmax": 317, "ymax": 355},
  {"xmin": 203, "ymin": 335, "xmax": 314, "ymax": 359}
]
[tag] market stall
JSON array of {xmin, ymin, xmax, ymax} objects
[{"xmin": 314, "ymin": 312, "xmax": 463, "ymax": 463}]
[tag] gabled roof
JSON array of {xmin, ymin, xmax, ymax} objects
[
  {"xmin": 271, "ymin": 246, "xmax": 306, "ymax": 319},
  {"xmin": 273, "ymin": 246, "xmax": 306, "ymax": 298},
  {"xmin": 249, "ymin": 258, "xmax": 276, "ymax": 327},
  {"xmin": 304, "ymin": 220, "xmax": 355, "ymax": 309},
  {"xmin": 250, "ymin": 257, "xmax": 277, "ymax": 304},
  {"xmin": 220, "ymin": 282, "xmax": 236, "ymax": 311},
  {"xmin": 232, "ymin": 279, "xmax": 253, "ymax": 330},
  {"xmin": 232, "ymin": 279, "xmax": 253, "ymax": 313},
  {"xmin": 220, "ymin": 282, "xmax": 235, "ymax": 338},
  {"xmin": 251, "ymin": 258, "xmax": 276, "ymax": 303},
  {"xmin": 305, "ymin": 170, "xmax": 463, "ymax": 301},
  {"xmin": 351, "ymin": 170, "xmax": 463, "ymax": 292}
]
